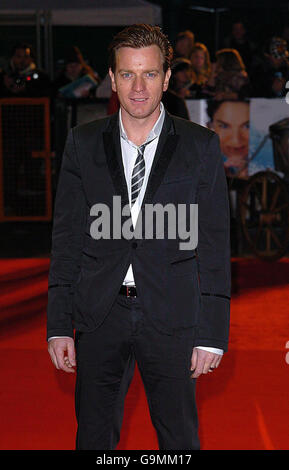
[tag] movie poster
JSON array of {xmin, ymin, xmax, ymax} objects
[
  {"xmin": 186, "ymin": 97, "xmax": 289, "ymax": 180},
  {"xmin": 187, "ymin": 99, "xmax": 250, "ymax": 179},
  {"xmin": 248, "ymin": 98, "xmax": 289, "ymax": 178}
]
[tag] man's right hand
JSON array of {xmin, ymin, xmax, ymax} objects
[{"xmin": 48, "ymin": 337, "xmax": 76, "ymax": 373}]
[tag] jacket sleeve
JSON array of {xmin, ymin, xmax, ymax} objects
[
  {"xmin": 194, "ymin": 132, "xmax": 231, "ymax": 352},
  {"xmin": 46, "ymin": 128, "xmax": 86, "ymax": 340}
]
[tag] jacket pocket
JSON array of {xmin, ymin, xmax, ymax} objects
[
  {"xmin": 169, "ymin": 250, "xmax": 196, "ymax": 277},
  {"xmin": 161, "ymin": 175, "xmax": 193, "ymax": 185},
  {"xmin": 80, "ymin": 250, "xmax": 103, "ymax": 272}
]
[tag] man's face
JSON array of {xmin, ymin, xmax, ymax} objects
[
  {"xmin": 66, "ymin": 62, "xmax": 83, "ymax": 80},
  {"xmin": 109, "ymin": 45, "xmax": 171, "ymax": 120},
  {"xmin": 11, "ymin": 48, "xmax": 32, "ymax": 71},
  {"xmin": 232, "ymin": 23, "xmax": 246, "ymax": 41},
  {"xmin": 267, "ymin": 54, "xmax": 286, "ymax": 69},
  {"xmin": 174, "ymin": 69, "xmax": 192, "ymax": 89}
]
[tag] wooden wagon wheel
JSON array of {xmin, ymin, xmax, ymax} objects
[{"xmin": 239, "ymin": 170, "xmax": 289, "ymax": 261}]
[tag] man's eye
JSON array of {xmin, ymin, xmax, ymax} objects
[
  {"xmin": 122, "ymin": 73, "xmax": 131, "ymax": 78},
  {"xmin": 147, "ymin": 73, "xmax": 156, "ymax": 78}
]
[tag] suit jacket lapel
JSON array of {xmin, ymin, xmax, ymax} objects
[
  {"xmin": 102, "ymin": 108, "xmax": 180, "ymax": 236},
  {"xmin": 103, "ymin": 112, "xmax": 130, "ymax": 211},
  {"xmin": 140, "ymin": 109, "xmax": 180, "ymax": 209}
]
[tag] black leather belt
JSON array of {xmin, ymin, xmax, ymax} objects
[{"xmin": 119, "ymin": 285, "xmax": 137, "ymax": 297}]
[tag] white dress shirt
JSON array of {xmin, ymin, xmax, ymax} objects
[{"xmin": 49, "ymin": 101, "xmax": 223, "ymax": 356}]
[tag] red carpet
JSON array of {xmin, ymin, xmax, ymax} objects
[{"xmin": 0, "ymin": 257, "xmax": 289, "ymax": 450}]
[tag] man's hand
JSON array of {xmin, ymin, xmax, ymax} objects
[
  {"xmin": 48, "ymin": 337, "xmax": 76, "ymax": 373},
  {"xmin": 190, "ymin": 347, "xmax": 222, "ymax": 378}
]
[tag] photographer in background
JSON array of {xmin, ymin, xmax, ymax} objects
[
  {"xmin": 223, "ymin": 21, "xmax": 256, "ymax": 74},
  {"xmin": 250, "ymin": 37, "xmax": 289, "ymax": 98},
  {"xmin": 0, "ymin": 42, "xmax": 51, "ymax": 98},
  {"xmin": 168, "ymin": 57, "xmax": 201, "ymax": 99},
  {"xmin": 53, "ymin": 46, "xmax": 100, "ymax": 99}
]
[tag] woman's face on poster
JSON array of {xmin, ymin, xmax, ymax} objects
[{"xmin": 210, "ymin": 101, "xmax": 250, "ymax": 160}]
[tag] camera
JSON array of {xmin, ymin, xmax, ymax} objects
[{"xmin": 8, "ymin": 70, "xmax": 39, "ymax": 88}]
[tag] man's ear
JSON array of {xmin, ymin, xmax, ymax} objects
[
  {"xmin": 109, "ymin": 67, "xmax": 117, "ymax": 92},
  {"xmin": 163, "ymin": 68, "xmax": 171, "ymax": 92}
]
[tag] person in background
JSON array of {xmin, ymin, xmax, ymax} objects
[
  {"xmin": 0, "ymin": 42, "xmax": 51, "ymax": 97},
  {"xmin": 223, "ymin": 20, "xmax": 256, "ymax": 73},
  {"xmin": 250, "ymin": 37, "xmax": 289, "ymax": 98},
  {"xmin": 107, "ymin": 90, "xmax": 120, "ymax": 114},
  {"xmin": 190, "ymin": 42, "xmax": 211, "ymax": 86},
  {"xmin": 162, "ymin": 86, "xmax": 190, "ymax": 120},
  {"xmin": 168, "ymin": 57, "xmax": 201, "ymax": 100},
  {"xmin": 201, "ymin": 48, "xmax": 251, "ymax": 101},
  {"xmin": 281, "ymin": 24, "xmax": 289, "ymax": 50},
  {"xmin": 53, "ymin": 46, "xmax": 100, "ymax": 98},
  {"xmin": 173, "ymin": 30, "xmax": 195, "ymax": 60}
]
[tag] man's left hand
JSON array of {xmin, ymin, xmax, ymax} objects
[{"xmin": 190, "ymin": 348, "xmax": 222, "ymax": 378}]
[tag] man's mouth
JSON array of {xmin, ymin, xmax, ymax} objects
[{"xmin": 130, "ymin": 98, "xmax": 148, "ymax": 102}]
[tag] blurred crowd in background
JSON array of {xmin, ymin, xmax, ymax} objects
[{"xmin": 0, "ymin": 20, "xmax": 289, "ymax": 121}]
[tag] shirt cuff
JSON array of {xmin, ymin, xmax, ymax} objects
[
  {"xmin": 47, "ymin": 340, "xmax": 223, "ymax": 356},
  {"xmin": 47, "ymin": 336, "xmax": 72, "ymax": 341},
  {"xmin": 195, "ymin": 346, "xmax": 223, "ymax": 355}
]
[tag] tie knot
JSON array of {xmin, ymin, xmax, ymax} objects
[
  {"xmin": 138, "ymin": 143, "xmax": 147, "ymax": 155},
  {"xmin": 138, "ymin": 137, "xmax": 155, "ymax": 155}
]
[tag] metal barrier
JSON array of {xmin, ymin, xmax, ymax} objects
[{"xmin": 0, "ymin": 97, "xmax": 52, "ymax": 221}]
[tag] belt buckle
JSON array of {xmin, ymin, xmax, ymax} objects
[{"xmin": 126, "ymin": 286, "xmax": 136, "ymax": 298}]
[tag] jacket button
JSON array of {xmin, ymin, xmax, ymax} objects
[{"xmin": 132, "ymin": 241, "xmax": 138, "ymax": 249}]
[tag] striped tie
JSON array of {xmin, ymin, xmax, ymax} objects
[{"xmin": 131, "ymin": 143, "xmax": 147, "ymax": 206}]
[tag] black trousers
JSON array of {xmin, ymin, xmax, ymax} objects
[{"xmin": 75, "ymin": 292, "xmax": 200, "ymax": 450}]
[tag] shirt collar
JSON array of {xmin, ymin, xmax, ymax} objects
[{"xmin": 119, "ymin": 101, "xmax": 165, "ymax": 148}]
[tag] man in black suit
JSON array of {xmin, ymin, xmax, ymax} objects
[{"xmin": 47, "ymin": 24, "xmax": 231, "ymax": 450}]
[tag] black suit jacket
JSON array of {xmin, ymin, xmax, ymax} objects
[{"xmin": 46, "ymin": 108, "xmax": 231, "ymax": 351}]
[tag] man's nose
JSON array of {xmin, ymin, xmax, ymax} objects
[{"xmin": 132, "ymin": 76, "xmax": 145, "ymax": 92}]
